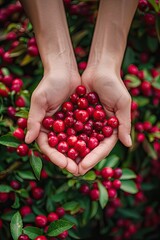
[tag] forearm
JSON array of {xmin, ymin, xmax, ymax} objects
[
  {"xmin": 88, "ymin": 0, "xmax": 138, "ymax": 69},
  {"xmin": 20, "ymin": 0, "xmax": 77, "ymax": 71}
]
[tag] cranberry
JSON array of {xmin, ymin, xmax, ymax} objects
[
  {"xmin": 102, "ymin": 180, "xmax": 112, "ymax": 189},
  {"xmin": 107, "ymin": 116, "xmax": 119, "ymax": 128},
  {"xmin": 17, "ymin": 118, "xmax": 27, "ymax": 129},
  {"xmin": 87, "ymin": 137, "xmax": 99, "ymax": 150},
  {"xmin": 66, "ymin": 128, "xmax": 76, "ymax": 136},
  {"xmin": 137, "ymin": 133, "xmax": 145, "ymax": 142},
  {"xmin": 54, "ymin": 111, "xmax": 65, "ymax": 120},
  {"xmin": 95, "ymin": 104, "xmax": 103, "ymax": 110},
  {"xmin": 3, "ymin": 51, "xmax": 12, "ymax": 63},
  {"xmin": 135, "ymin": 122, "xmax": 144, "ymax": 132},
  {"xmin": 78, "ymin": 61, "xmax": 87, "ymax": 70},
  {"xmin": 127, "ymin": 64, "xmax": 139, "ymax": 76},
  {"xmin": 11, "ymin": 84, "xmax": 21, "ymax": 93},
  {"xmin": 35, "ymin": 215, "xmax": 47, "ymax": 227},
  {"xmin": 34, "ymin": 236, "xmax": 47, "ymax": 240},
  {"xmin": 42, "ymin": 117, "xmax": 54, "ymax": 129},
  {"xmin": 113, "ymin": 168, "xmax": 122, "ymax": 179},
  {"xmin": 48, "ymin": 136, "xmax": 59, "ymax": 147},
  {"xmin": 67, "ymin": 136, "xmax": 77, "ymax": 147},
  {"xmin": 58, "ymin": 230, "xmax": 68, "ymax": 239},
  {"xmin": 94, "ymin": 121, "xmax": 103, "ymax": 131},
  {"xmin": 97, "ymin": 133, "xmax": 104, "ymax": 141},
  {"xmin": 0, "ymin": 192, "xmax": 9, "ymax": 202},
  {"xmin": 83, "ymin": 123, "xmax": 93, "ymax": 135},
  {"xmin": 2, "ymin": 75, "xmax": 13, "ymax": 86},
  {"xmin": 101, "ymin": 167, "xmax": 114, "ymax": 179},
  {"xmin": 13, "ymin": 128, "xmax": 25, "ymax": 140},
  {"xmin": 57, "ymin": 132, "xmax": 67, "ymax": 141},
  {"xmin": 75, "ymin": 110, "xmax": 89, "ymax": 122},
  {"xmin": 18, "ymin": 234, "xmax": 30, "ymax": 240},
  {"xmin": 80, "ymin": 184, "xmax": 90, "ymax": 195},
  {"xmin": 62, "ymin": 101, "xmax": 74, "ymax": 112},
  {"xmin": 77, "ymin": 97, "xmax": 88, "ymax": 109},
  {"xmin": 93, "ymin": 109, "xmax": 106, "ymax": 121},
  {"xmin": 90, "ymin": 189, "xmax": 99, "ymax": 201},
  {"xmin": 56, "ymin": 207, "xmax": 65, "ymax": 217},
  {"xmin": 70, "ymin": 93, "xmax": 79, "ymax": 103},
  {"xmin": 15, "ymin": 96, "xmax": 25, "ymax": 107},
  {"xmin": 144, "ymin": 13, "xmax": 155, "ymax": 26},
  {"xmin": 12, "ymin": 78, "xmax": 23, "ymax": 87},
  {"xmin": 10, "ymin": 180, "xmax": 21, "ymax": 190},
  {"xmin": 32, "ymin": 187, "xmax": 44, "ymax": 200},
  {"xmin": 78, "ymin": 133, "xmax": 89, "ymax": 142},
  {"xmin": 138, "ymin": 0, "xmax": 148, "ymax": 11},
  {"xmin": 80, "ymin": 147, "xmax": 90, "ymax": 158},
  {"xmin": 74, "ymin": 140, "xmax": 86, "ymax": 152},
  {"xmin": 112, "ymin": 179, "xmax": 121, "ymax": 189},
  {"xmin": 28, "ymin": 45, "xmax": 39, "ymax": 56},
  {"xmin": 87, "ymin": 106, "xmax": 94, "ymax": 117},
  {"xmin": 76, "ymin": 85, "xmax": 86, "ymax": 96},
  {"xmin": 102, "ymin": 126, "xmax": 113, "ymax": 137},
  {"xmin": 67, "ymin": 148, "xmax": 78, "ymax": 160},
  {"xmin": 143, "ymin": 121, "xmax": 152, "ymax": 131},
  {"xmin": 141, "ymin": 81, "xmax": 151, "ymax": 96},
  {"xmin": 64, "ymin": 116, "xmax": 74, "ymax": 127},
  {"xmin": 17, "ymin": 144, "xmax": 29, "ymax": 156},
  {"xmin": 20, "ymin": 206, "xmax": 32, "ymax": 217},
  {"xmin": 74, "ymin": 121, "xmax": 84, "ymax": 131},
  {"xmin": 131, "ymin": 101, "xmax": 138, "ymax": 111},
  {"xmin": 108, "ymin": 188, "xmax": 117, "ymax": 199},
  {"xmin": 57, "ymin": 141, "xmax": 69, "ymax": 153},
  {"xmin": 87, "ymin": 92, "xmax": 99, "ymax": 105},
  {"xmin": 53, "ymin": 120, "xmax": 65, "ymax": 133},
  {"xmin": 47, "ymin": 212, "xmax": 59, "ymax": 222}
]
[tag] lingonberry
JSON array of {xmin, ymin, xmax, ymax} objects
[
  {"xmin": 137, "ymin": 133, "xmax": 145, "ymax": 142},
  {"xmin": 67, "ymin": 136, "xmax": 77, "ymax": 147},
  {"xmin": 108, "ymin": 188, "xmax": 117, "ymax": 199},
  {"xmin": 12, "ymin": 78, "xmax": 23, "ymax": 87},
  {"xmin": 127, "ymin": 64, "xmax": 139, "ymax": 76},
  {"xmin": 74, "ymin": 140, "xmax": 86, "ymax": 152},
  {"xmin": 54, "ymin": 111, "xmax": 65, "ymax": 120},
  {"xmin": 57, "ymin": 132, "xmax": 67, "ymax": 141},
  {"xmin": 87, "ymin": 106, "xmax": 94, "ymax": 117},
  {"xmin": 77, "ymin": 97, "xmax": 88, "ymax": 109},
  {"xmin": 70, "ymin": 92, "xmax": 79, "ymax": 104},
  {"xmin": 15, "ymin": 96, "xmax": 25, "ymax": 107},
  {"xmin": 0, "ymin": 192, "xmax": 9, "ymax": 202},
  {"xmin": 83, "ymin": 123, "xmax": 93, "ymax": 135},
  {"xmin": 34, "ymin": 236, "xmax": 47, "ymax": 240},
  {"xmin": 78, "ymin": 61, "xmax": 87, "ymax": 70},
  {"xmin": 17, "ymin": 144, "xmax": 29, "ymax": 156},
  {"xmin": 93, "ymin": 109, "xmax": 106, "ymax": 121},
  {"xmin": 112, "ymin": 179, "xmax": 121, "ymax": 189},
  {"xmin": 13, "ymin": 128, "xmax": 25, "ymax": 140},
  {"xmin": 35, "ymin": 215, "xmax": 48, "ymax": 227},
  {"xmin": 74, "ymin": 121, "xmax": 84, "ymax": 131},
  {"xmin": 75, "ymin": 110, "xmax": 89, "ymax": 123},
  {"xmin": 42, "ymin": 117, "xmax": 54, "ymax": 130},
  {"xmin": 90, "ymin": 189, "xmax": 99, "ymax": 201},
  {"xmin": 47, "ymin": 212, "xmax": 59, "ymax": 222},
  {"xmin": 20, "ymin": 206, "xmax": 32, "ymax": 217},
  {"xmin": 53, "ymin": 120, "xmax": 65, "ymax": 133},
  {"xmin": 3, "ymin": 75, "xmax": 13, "ymax": 86},
  {"xmin": 102, "ymin": 126, "xmax": 113, "ymax": 137},
  {"xmin": 113, "ymin": 168, "xmax": 122, "ymax": 179},
  {"xmin": 67, "ymin": 148, "xmax": 78, "ymax": 160},
  {"xmin": 87, "ymin": 137, "xmax": 99, "ymax": 150},
  {"xmin": 76, "ymin": 85, "xmax": 86, "ymax": 96},
  {"xmin": 80, "ymin": 147, "xmax": 90, "ymax": 158},
  {"xmin": 87, "ymin": 92, "xmax": 99, "ymax": 105},
  {"xmin": 62, "ymin": 101, "xmax": 74, "ymax": 112},
  {"xmin": 78, "ymin": 133, "xmax": 89, "ymax": 142},
  {"xmin": 28, "ymin": 45, "xmax": 39, "ymax": 56},
  {"xmin": 10, "ymin": 180, "xmax": 21, "ymax": 190},
  {"xmin": 32, "ymin": 187, "xmax": 44, "ymax": 200},
  {"xmin": 64, "ymin": 116, "xmax": 74, "ymax": 127},
  {"xmin": 143, "ymin": 121, "xmax": 152, "ymax": 131},
  {"xmin": 144, "ymin": 13, "xmax": 155, "ymax": 26},
  {"xmin": 138, "ymin": 0, "xmax": 148, "ymax": 11},
  {"xmin": 80, "ymin": 184, "xmax": 90, "ymax": 195},
  {"xmin": 107, "ymin": 116, "xmax": 119, "ymax": 129},
  {"xmin": 66, "ymin": 128, "xmax": 76, "ymax": 136},
  {"xmin": 17, "ymin": 118, "xmax": 27, "ymax": 129},
  {"xmin": 18, "ymin": 234, "xmax": 30, "ymax": 240},
  {"xmin": 48, "ymin": 136, "xmax": 59, "ymax": 147},
  {"xmin": 57, "ymin": 141, "xmax": 69, "ymax": 153},
  {"xmin": 56, "ymin": 207, "xmax": 65, "ymax": 217},
  {"xmin": 58, "ymin": 230, "xmax": 68, "ymax": 239},
  {"xmin": 101, "ymin": 167, "xmax": 114, "ymax": 179}
]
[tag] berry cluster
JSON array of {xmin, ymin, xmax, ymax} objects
[{"xmin": 42, "ymin": 85, "xmax": 119, "ymax": 160}]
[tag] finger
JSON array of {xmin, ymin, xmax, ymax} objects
[
  {"xmin": 25, "ymin": 93, "xmax": 46, "ymax": 144},
  {"xmin": 116, "ymin": 98, "xmax": 132, "ymax": 147},
  {"xmin": 78, "ymin": 133, "xmax": 118, "ymax": 175},
  {"xmin": 37, "ymin": 132, "xmax": 78, "ymax": 175}
]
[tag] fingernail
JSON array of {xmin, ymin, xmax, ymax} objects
[
  {"xmin": 127, "ymin": 135, "xmax": 132, "ymax": 146},
  {"xmin": 25, "ymin": 131, "xmax": 30, "ymax": 143}
]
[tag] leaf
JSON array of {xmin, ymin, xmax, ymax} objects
[
  {"xmin": 23, "ymin": 226, "xmax": 43, "ymax": 239},
  {"xmin": 133, "ymin": 96, "xmax": 149, "ymax": 107},
  {"xmin": 152, "ymin": 75, "xmax": 160, "ymax": 89},
  {"xmin": 96, "ymin": 155, "xmax": 119, "ymax": 170},
  {"xmin": 82, "ymin": 170, "xmax": 96, "ymax": 181},
  {"xmin": 17, "ymin": 189, "xmax": 29, "ymax": 198},
  {"xmin": 20, "ymin": 54, "xmax": 34, "ymax": 66},
  {"xmin": 63, "ymin": 201, "xmax": 80, "ymax": 211},
  {"xmin": 17, "ymin": 170, "xmax": 36, "ymax": 180},
  {"xmin": 122, "ymin": 47, "xmax": 136, "ymax": 71},
  {"xmin": 68, "ymin": 229, "xmax": 80, "ymax": 239},
  {"xmin": 156, "ymin": 15, "xmax": 160, "ymax": 42},
  {"xmin": 124, "ymin": 74, "xmax": 141, "ymax": 88},
  {"xmin": 143, "ymin": 139, "xmax": 157, "ymax": 159},
  {"xmin": 8, "ymin": 65, "xmax": 24, "ymax": 76},
  {"xmin": 15, "ymin": 109, "xmax": 28, "ymax": 118},
  {"xmin": 120, "ymin": 180, "xmax": 138, "ymax": 194},
  {"xmin": 0, "ymin": 184, "xmax": 13, "ymax": 192},
  {"xmin": 90, "ymin": 201, "xmax": 98, "ymax": 219},
  {"xmin": 147, "ymin": 36, "xmax": 159, "ymax": 52},
  {"xmin": 98, "ymin": 181, "xmax": 108, "ymax": 208},
  {"xmin": 30, "ymin": 155, "xmax": 43, "ymax": 180},
  {"xmin": 10, "ymin": 212, "xmax": 23, "ymax": 240},
  {"xmin": 0, "ymin": 134, "xmax": 20, "ymax": 147},
  {"xmin": 117, "ymin": 208, "xmax": 141, "ymax": 219},
  {"xmin": 148, "ymin": 0, "xmax": 159, "ymax": 12},
  {"xmin": 12, "ymin": 194, "xmax": 20, "ymax": 209},
  {"xmin": 47, "ymin": 219, "xmax": 74, "ymax": 237},
  {"xmin": 120, "ymin": 169, "xmax": 137, "ymax": 180}
]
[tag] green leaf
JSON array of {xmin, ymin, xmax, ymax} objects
[
  {"xmin": 90, "ymin": 201, "xmax": 98, "ymax": 219},
  {"xmin": 63, "ymin": 201, "xmax": 80, "ymax": 211},
  {"xmin": 17, "ymin": 189, "xmax": 29, "ymax": 198},
  {"xmin": 148, "ymin": 0, "xmax": 159, "ymax": 12},
  {"xmin": 133, "ymin": 96, "xmax": 149, "ymax": 107},
  {"xmin": 47, "ymin": 219, "xmax": 74, "ymax": 237},
  {"xmin": 122, "ymin": 47, "xmax": 136, "ymax": 71},
  {"xmin": 23, "ymin": 226, "xmax": 43, "ymax": 239},
  {"xmin": 124, "ymin": 74, "xmax": 141, "ymax": 88},
  {"xmin": 17, "ymin": 170, "xmax": 36, "ymax": 180},
  {"xmin": 120, "ymin": 169, "xmax": 137, "ymax": 180},
  {"xmin": 96, "ymin": 155, "xmax": 119, "ymax": 170},
  {"xmin": 82, "ymin": 170, "xmax": 96, "ymax": 181},
  {"xmin": 117, "ymin": 208, "xmax": 141, "ymax": 220},
  {"xmin": 8, "ymin": 65, "xmax": 24, "ymax": 76},
  {"xmin": 143, "ymin": 139, "xmax": 157, "ymax": 159},
  {"xmin": 15, "ymin": 109, "xmax": 28, "ymax": 118},
  {"xmin": 152, "ymin": 75, "xmax": 160, "ymax": 89},
  {"xmin": 0, "ymin": 134, "xmax": 20, "ymax": 147},
  {"xmin": 156, "ymin": 15, "xmax": 160, "ymax": 42},
  {"xmin": 98, "ymin": 181, "xmax": 108, "ymax": 208},
  {"xmin": 147, "ymin": 36, "xmax": 159, "ymax": 52},
  {"xmin": 0, "ymin": 185, "xmax": 13, "ymax": 192},
  {"xmin": 10, "ymin": 212, "xmax": 23, "ymax": 240},
  {"xmin": 120, "ymin": 180, "xmax": 138, "ymax": 194},
  {"xmin": 12, "ymin": 194, "xmax": 20, "ymax": 209},
  {"xmin": 30, "ymin": 155, "xmax": 43, "ymax": 180}
]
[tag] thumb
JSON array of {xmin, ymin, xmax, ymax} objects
[
  {"xmin": 116, "ymin": 99, "xmax": 132, "ymax": 147},
  {"xmin": 25, "ymin": 94, "xmax": 46, "ymax": 144}
]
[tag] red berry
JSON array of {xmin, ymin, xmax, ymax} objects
[
  {"xmin": 67, "ymin": 148, "xmax": 78, "ymax": 160},
  {"xmin": 97, "ymin": 133, "xmax": 104, "ymax": 141},
  {"xmin": 107, "ymin": 116, "xmax": 119, "ymax": 129},
  {"xmin": 77, "ymin": 97, "xmax": 88, "ymax": 109},
  {"xmin": 57, "ymin": 132, "xmax": 67, "ymax": 141},
  {"xmin": 95, "ymin": 104, "xmax": 103, "ymax": 110},
  {"xmin": 102, "ymin": 180, "xmax": 112, "ymax": 189},
  {"xmin": 112, "ymin": 179, "xmax": 121, "ymax": 189},
  {"xmin": 80, "ymin": 184, "xmax": 90, "ymax": 195},
  {"xmin": 138, "ymin": 0, "xmax": 148, "ymax": 11},
  {"xmin": 78, "ymin": 61, "xmax": 87, "ymax": 70},
  {"xmin": 12, "ymin": 78, "xmax": 23, "ymax": 87},
  {"xmin": 67, "ymin": 136, "xmax": 77, "ymax": 147},
  {"xmin": 15, "ymin": 96, "xmax": 25, "ymax": 107},
  {"xmin": 35, "ymin": 236, "xmax": 47, "ymax": 240},
  {"xmin": 11, "ymin": 84, "xmax": 21, "ymax": 92},
  {"xmin": 58, "ymin": 230, "xmax": 68, "ymax": 239},
  {"xmin": 28, "ymin": 45, "xmax": 39, "ymax": 56},
  {"xmin": 17, "ymin": 144, "xmax": 29, "ymax": 156},
  {"xmin": 10, "ymin": 180, "xmax": 21, "ymax": 190},
  {"xmin": 90, "ymin": 189, "xmax": 99, "ymax": 201},
  {"xmin": 80, "ymin": 147, "xmax": 90, "ymax": 158},
  {"xmin": 32, "ymin": 187, "xmax": 44, "ymax": 200},
  {"xmin": 64, "ymin": 116, "xmax": 74, "ymax": 127},
  {"xmin": 70, "ymin": 93, "xmax": 79, "ymax": 104},
  {"xmin": 53, "ymin": 120, "xmax": 65, "ymax": 133},
  {"xmin": 42, "ymin": 117, "xmax": 54, "ymax": 129},
  {"xmin": 93, "ymin": 109, "xmax": 106, "ymax": 121},
  {"xmin": 56, "ymin": 207, "xmax": 65, "ymax": 217},
  {"xmin": 74, "ymin": 121, "xmax": 84, "ymax": 132},
  {"xmin": 78, "ymin": 133, "xmax": 89, "ymax": 142},
  {"xmin": 7, "ymin": 106, "xmax": 16, "ymax": 118},
  {"xmin": 0, "ymin": 192, "xmax": 9, "ymax": 202},
  {"xmin": 47, "ymin": 212, "xmax": 59, "ymax": 222},
  {"xmin": 141, "ymin": 81, "xmax": 152, "ymax": 96},
  {"xmin": 113, "ymin": 168, "xmax": 122, "ymax": 179},
  {"xmin": 87, "ymin": 137, "xmax": 99, "ymax": 150},
  {"xmin": 128, "ymin": 64, "xmax": 139, "ymax": 76},
  {"xmin": 48, "ymin": 136, "xmax": 59, "ymax": 147},
  {"xmin": 143, "ymin": 121, "xmax": 152, "ymax": 131},
  {"xmin": 74, "ymin": 140, "xmax": 86, "ymax": 152},
  {"xmin": 35, "ymin": 215, "xmax": 47, "ymax": 227},
  {"xmin": 137, "ymin": 133, "xmax": 145, "ymax": 142},
  {"xmin": 20, "ymin": 206, "xmax": 32, "ymax": 217},
  {"xmin": 13, "ymin": 128, "xmax": 25, "ymax": 140},
  {"xmin": 101, "ymin": 167, "xmax": 114, "ymax": 179},
  {"xmin": 87, "ymin": 106, "xmax": 94, "ymax": 117},
  {"xmin": 87, "ymin": 92, "xmax": 99, "ymax": 105},
  {"xmin": 2, "ymin": 75, "xmax": 13, "ymax": 86},
  {"xmin": 18, "ymin": 234, "xmax": 30, "ymax": 240},
  {"xmin": 66, "ymin": 128, "xmax": 76, "ymax": 136},
  {"xmin": 17, "ymin": 118, "xmax": 27, "ymax": 129},
  {"xmin": 57, "ymin": 141, "xmax": 69, "ymax": 153},
  {"xmin": 75, "ymin": 110, "xmax": 89, "ymax": 122},
  {"xmin": 131, "ymin": 101, "xmax": 138, "ymax": 111},
  {"xmin": 102, "ymin": 126, "xmax": 113, "ymax": 137},
  {"xmin": 144, "ymin": 13, "xmax": 155, "ymax": 26},
  {"xmin": 54, "ymin": 111, "xmax": 65, "ymax": 120},
  {"xmin": 108, "ymin": 188, "xmax": 117, "ymax": 199},
  {"xmin": 62, "ymin": 101, "xmax": 74, "ymax": 112},
  {"xmin": 76, "ymin": 85, "xmax": 86, "ymax": 96}
]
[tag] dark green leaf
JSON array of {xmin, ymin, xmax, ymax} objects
[
  {"xmin": 17, "ymin": 189, "xmax": 29, "ymax": 198},
  {"xmin": 47, "ymin": 219, "xmax": 74, "ymax": 237},
  {"xmin": 10, "ymin": 212, "xmax": 23, "ymax": 240},
  {"xmin": 0, "ymin": 184, "xmax": 13, "ymax": 192},
  {"xmin": 98, "ymin": 181, "xmax": 108, "ymax": 208},
  {"xmin": 82, "ymin": 170, "xmax": 96, "ymax": 181},
  {"xmin": 90, "ymin": 201, "xmax": 98, "ymax": 219},
  {"xmin": 120, "ymin": 180, "xmax": 138, "ymax": 194},
  {"xmin": 63, "ymin": 201, "xmax": 80, "ymax": 211},
  {"xmin": 0, "ymin": 134, "xmax": 20, "ymax": 147},
  {"xmin": 96, "ymin": 155, "xmax": 119, "ymax": 170},
  {"xmin": 12, "ymin": 194, "xmax": 20, "ymax": 209},
  {"xmin": 23, "ymin": 226, "xmax": 43, "ymax": 239},
  {"xmin": 15, "ymin": 109, "xmax": 28, "ymax": 118},
  {"xmin": 8, "ymin": 65, "xmax": 24, "ymax": 76},
  {"xmin": 143, "ymin": 139, "xmax": 157, "ymax": 159},
  {"xmin": 147, "ymin": 36, "xmax": 159, "ymax": 52},
  {"xmin": 120, "ymin": 169, "xmax": 137, "ymax": 180},
  {"xmin": 133, "ymin": 96, "xmax": 149, "ymax": 107},
  {"xmin": 68, "ymin": 229, "xmax": 80, "ymax": 239},
  {"xmin": 30, "ymin": 155, "xmax": 43, "ymax": 180},
  {"xmin": 117, "ymin": 208, "xmax": 141, "ymax": 220},
  {"xmin": 17, "ymin": 170, "xmax": 36, "ymax": 180},
  {"xmin": 125, "ymin": 74, "xmax": 141, "ymax": 87}
]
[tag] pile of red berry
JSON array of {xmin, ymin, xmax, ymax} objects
[{"xmin": 42, "ymin": 85, "xmax": 119, "ymax": 161}]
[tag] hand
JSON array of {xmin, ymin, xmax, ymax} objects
[
  {"xmin": 25, "ymin": 60, "xmax": 81, "ymax": 175},
  {"xmin": 78, "ymin": 64, "xmax": 132, "ymax": 175}
]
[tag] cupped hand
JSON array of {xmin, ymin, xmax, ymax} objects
[
  {"xmin": 78, "ymin": 64, "xmax": 132, "ymax": 175},
  {"xmin": 25, "ymin": 61, "xmax": 81, "ymax": 175}
]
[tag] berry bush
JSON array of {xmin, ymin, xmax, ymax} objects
[{"xmin": 0, "ymin": 0, "xmax": 160, "ymax": 239}]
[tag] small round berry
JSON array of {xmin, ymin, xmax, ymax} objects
[
  {"xmin": 70, "ymin": 93, "xmax": 79, "ymax": 104},
  {"xmin": 58, "ymin": 230, "xmax": 68, "ymax": 239},
  {"xmin": 34, "ymin": 236, "xmax": 47, "ymax": 240},
  {"xmin": 107, "ymin": 116, "xmax": 119, "ymax": 129},
  {"xmin": 47, "ymin": 212, "xmax": 59, "ymax": 222},
  {"xmin": 48, "ymin": 136, "xmax": 59, "ymax": 147},
  {"xmin": 113, "ymin": 168, "xmax": 122, "ymax": 179},
  {"xmin": 87, "ymin": 137, "xmax": 99, "ymax": 150},
  {"xmin": 0, "ymin": 192, "xmax": 9, "ymax": 202},
  {"xmin": 97, "ymin": 133, "xmax": 104, "ymax": 141},
  {"xmin": 112, "ymin": 179, "xmax": 121, "ymax": 189},
  {"xmin": 83, "ymin": 123, "xmax": 93, "ymax": 135},
  {"xmin": 57, "ymin": 141, "xmax": 69, "ymax": 153},
  {"xmin": 108, "ymin": 188, "xmax": 117, "ymax": 199},
  {"xmin": 32, "ymin": 187, "xmax": 44, "ymax": 200},
  {"xmin": 127, "ymin": 64, "xmax": 139, "ymax": 76},
  {"xmin": 67, "ymin": 148, "xmax": 78, "ymax": 160},
  {"xmin": 57, "ymin": 132, "xmax": 67, "ymax": 141},
  {"xmin": 67, "ymin": 136, "xmax": 78, "ymax": 147},
  {"xmin": 93, "ymin": 109, "xmax": 106, "ymax": 121},
  {"xmin": 17, "ymin": 118, "xmax": 27, "ymax": 129},
  {"xmin": 64, "ymin": 116, "xmax": 74, "ymax": 127},
  {"xmin": 74, "ymin": 121, "xmax": 84, "ymax": 132},
  {"xmin": 77, "ymin": 97, "xmax": 88, "ymax": 109},
  {"xmin": 62, "ymin": 101, "xmax": 74, "ymax": 112},
  {"xmin": 137, "ymin": 133, "xmax": 145, "ymax": 143},
  {"xmin": 35, "ymin": 215, "xmax": 48, "ymax": 227},
  {"xmin": 102, "ymin": 180, "xmax": 112, "ymax": 189},
  {"xmin": 80, "ymin": 147, "xmax": 90, "ymax": 158},
  {"xmin": 87, "ymin": 106, "xmax": 94, "ymax": 117},
  {"xmin": 56, "ymin": 207, "xmax": 65, "ymax": 217},
  {"xmin": 42, "ymin": 117, "xmax": 54, "ymax": 130},
  {"xmin": 75, "ymin": 110, "xmax": 89, "ymax": 123},
  {"xmin": 54, "ymin": 111, "xmax": 65, "ymax": 120},
  {"xmin": 28, "ymin": 45, "xmax": 39, "ymax": 56},
  {"xmin": 20, "ymin": 206, "xmax": 32, "ymax": 217},
  {"xmin": 18, "ymin": 234, "xmax": 30, "ymax": 240},
  {"xmin": 101, "ymin": 167, "xmax": 114, "ymax": 179},
  {"xmin": 53, "ymin": 120, "xmax": 65, "ymax": 133},
  {"xmin": 102, "ymin": 126, "xmax": 113, "ymax": 137},
  {"xmin": 10, "ymin": 180, "xmax": 21, "ymax": 190},
  {"xmin": 76, "ymin": 85, "xmax": 86, "ymax": 96},
  {"xmin": 87, "ymin": 92, "xmax": 99, "ymax": 105},
  {"xmin": 80, "ymin": 184, "xmax": 90, "ymax": 195},
  {"xmin": 90, "ymin": 189, "xmax": 99, "ymax": 201},
  {"xmin": 15, "ymin": 96, "xmax": 25, "ymax": 107},
  {"xmin": 13, "ymin": 128, "xmax": 25, "ymax": 140},
  {"xmin": 74, "ymin": 140, "xmax": 86, "ymax": 152},
  {"xmin": 78, "ymin": 133, "xmax": 89, "ymax": 142},
  {"xmin": 94, "ymin": 121, "xmax": 103, "ymax": 131},
  {"xmin": 17, "ymin": 144, "xmax": 29, "ymax": 156}
]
